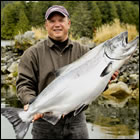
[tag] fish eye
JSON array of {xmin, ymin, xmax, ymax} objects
[{"xmin": 125, "ymin": 37, "xmax": 128, "ymax": 44}]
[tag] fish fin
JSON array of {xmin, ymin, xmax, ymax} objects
[
  {"xmin": 100, "ymin": 62, "xmax": 113, "ymax": 77},
  {"xmin": 74, "ymin": 104, "xmax": 88, "ymax": 116},
  {"xmin": 42, "ymin": 112, "xmax": 61, "ymax": 125},
  {"xmin": 1, "ymin": 107, "xmax": 30, "ymax": 139}
]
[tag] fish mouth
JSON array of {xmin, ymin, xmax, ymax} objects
[
  {"xmin": 121, "ymin": 36, "xmax": 139, "ymax": 57},
  {"xmin": 104, "ymin": 31, "xmax": 139, "ymax": 60}
]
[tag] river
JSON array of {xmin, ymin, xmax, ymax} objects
[
  {"xmin": 1, "ymin": 40, "xmax": 139, "ymax": 139},
  {"xmin": 1, "ymin": 40, "xmax": 15, "ymax": 47}
]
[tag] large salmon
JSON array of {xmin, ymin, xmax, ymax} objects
[{"xmin": 1, "ymin": 31, "xmax": 139, "ymax": 139}]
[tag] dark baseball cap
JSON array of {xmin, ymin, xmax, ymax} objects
[{"xmin": 45, "ymin": 5, "xmax": 69, "ymax": 20}]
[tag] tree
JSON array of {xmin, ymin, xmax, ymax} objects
[
  {"xmin": 15, "ymin": 10, "xmax": 30, "ymax": 34},
  {"xmin": 131, "ymin": 1, "xmax": 139, "ymax": 5},
  {"xmin": 115, "ymin": 1, "xmax": 139, "ymax": 31},
  {"xmin": 30, "ymin": 2, "xmax": 45, "ymax": 27},
  {"xmin": 1, "ymin": 1, "xmax": 14, "ymax": 9},
  {"xmin": 63, "ymin": 1, "xmax": 78, "ymax": 16},
  {"xmin": 1, "ymin": 3, "xmax": 17, "ymax": 39},
  {"xmin": 91, "ymin": 2, "xmax": 102, "ymax": 31},
  {"xmin": 1, "ymin": 1, "xmax": 31, "ymax": 39},
  {"xmin": 71, "ymin": 1, "xmax": 93, "ymax": 39},
  {"xmin": 96, "ymin": 1, "xmax": 118, "ymax": 24}
]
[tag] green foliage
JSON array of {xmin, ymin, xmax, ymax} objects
[
  {"xmin": 29, "ymin": 2, "xmax": 46, "ymax": 27},
  {"xmin": 131, "ymin": 1, "xmax": 139, "ymax": 5},
  {"xmin": 1, "ymin": 1, "xmax": 14, "ymax": 9},
  {"xmin": 1, "ymin": 1, "xmax": 139, "ymax": 40},
  {"xmin": 96, "ymin": 1, "xmax": 118, "ymax": 24},
  {"xmin": 115, "ymin": 1, "xmax": 139, "ymax": 31},
  {"xmin": 1, "ymin": 1, "xmax": 31, "ymax": 39},
  {"xmin": 70, "ymin": 1, "xmax": 93, "ymax": 39},
  {"xmin": 15, "ymin": 10, "xmax": 30, "ymax": 34},
  {"xmin": 62, "ymin": 1, "xmax": 78, "ymax": 17},
  {"xmin": 91, "ymin": 2, "xmax": 102, "ymax": 33},
  {"xmin": 1, "ymin": 3, "xmax": 17, "ymax": 39}
]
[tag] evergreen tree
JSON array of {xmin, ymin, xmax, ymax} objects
[
  {"xmin": 25, "ymin": 1, "xmax": 35, "ymax": 25},
  {"xmin": 115, "ymin": 2, "xmax": 125, "ymax": 23},
  {"xmin": 71, "ymin": 1, "xmax": 93, "ymax": 39},
  {"xmin": 96, "ymin": 1, "xmax": 118, "ymax": 24},
  {"xmin": 1, "ymin": 3, "xmax": 16, "ymax": 39},
  {"xmin": 107, "ymin": 1, "xmax": 118, "ymax": 23},
  {"xmin": 30, "ymin": 2, "xmax": 45, "ymax": 27},
  {"xmin": 15, "ymin": 9, "xmax": 30, "ymax": 34},
  {"xmin": 115, "ymin": 1, "xmax": 139, "ymax": 31},
  {"xmin": 131, "ymin": 1, "xmax": 139, "ymax": 5},
  {"xmin": 91, "ymin": 2, "xmax": 102, "ymax": 31},
  {"xmin": 1, "ymin": 1, "xmax": 14, "ymax": 9},
  {"xmin": 63, "ymin": 1, "xmax": 78, "ymax": 17}
]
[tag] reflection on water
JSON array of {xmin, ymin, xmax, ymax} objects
[
  {"xmin": 1, "ymin": 40, "xmax": 15, "ymax": 47},
  {"xmin": 1, "ymin": 84, "xmax": 139, "ymax": 139},
  {"xmin": 85, "ymin": 95, "xmax": 139, "ymax": 139},
  {"xmin": 1, "ymin": 84, "xmax": 23, "ymax": 108}
]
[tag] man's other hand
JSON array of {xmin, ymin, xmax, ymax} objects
[
  {"xmin": 109, "ymin": 70, "xmax": 119, "ymax": 83},
  {"xmin": 24, "ymin": 104, "xmax": 44, "ymax": 122}
]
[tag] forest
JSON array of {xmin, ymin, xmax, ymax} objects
[{"xmin": 1, "ymin": 1, "xmax": 139, "ymax": 40}]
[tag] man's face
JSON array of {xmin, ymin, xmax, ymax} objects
[{"xmin": 45, "ymin": 13, "xmax": 71, "ymax": 42}]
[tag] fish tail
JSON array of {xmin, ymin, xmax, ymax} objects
[{"xmin": 1, "ymin": 107, "xmax": 30, "ymax": 139}]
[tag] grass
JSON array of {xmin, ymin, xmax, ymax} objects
[
  {"xmin": 31, "ymin": 27, "xmax": 48, "ymax": 40},
  {"xmin": 93, "ymin": 19, "xmax": 139, "ymax": 45}
]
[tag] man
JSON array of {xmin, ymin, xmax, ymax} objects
[{"xmin": 16, "ymin": 5, "xmax": 118, "ymax": 139}]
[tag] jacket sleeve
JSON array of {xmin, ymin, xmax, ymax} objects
[
  {"xmin": 80, "ymin": 44, "xmax": 90, "ymax": 56},
  {"xmin": 16, "ymin": 48, "xmax": 38, "ymax": 105}
]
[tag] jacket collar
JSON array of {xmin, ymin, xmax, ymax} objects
[{"xmin": 47, "ymin": 37, "xmax": 74, "ymax": 49}]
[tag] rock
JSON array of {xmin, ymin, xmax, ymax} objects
[
  {"xmin": 102, "ymin": 81, "xmax": 132, "ymax": 106},
  {"xmin": 7, "ymin": 61, "xmax": 18, "ymax": 73},
  {"xmin": 24, "ymin": 31, "xmax": 35, "ymax": 40},
  {"xmin": 78, "ymin": 37, "xmax": 96, "ymax": 49},
  {"xmin": 129, "ymin": 74, "xmax": 139, "ymax": 80},
  {"xmin": 1, "ymin": 57, "xmax": 8, "ymax": 63},
  {"xmin": 14, "ymin": 31, "xmax": 36, "ymax": 50},
  {"xmin": 129, "ymin": 74, "xmax": 139, "ymax": 89},
  {"xmin": 7, "ymin": 58, "xmax": 14, "ymax": 64},
  {"xmin": 131, "ymin": 88, "xmax": 139, "ymax": 100},
  {"xmin": 14, "ymin": 31, "xmax": 36, "ymax": 53},
  {"xmin": 1, "ymin": 65, "xmax": 8, "ymax": 74},
  {"xmin": 1, "ymin": 75, "xmax": 7, "ymax": 85},
  {"xmin": 104, "ymin": 81, "xmax": 132, "ymax": 95},
  {"xmin": 7, "ymin": 73, "xmax": 14, "ymax": 80}
]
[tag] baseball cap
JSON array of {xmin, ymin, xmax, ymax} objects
[{"xmin": 45, "ymin": 5, "xmax": 69, "ymax": 20}]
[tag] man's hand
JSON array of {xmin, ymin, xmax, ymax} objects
[
  {"xmin": 109, "ymin": 70, "xmax": 119, "ymax": 83},
  {"xmin": 24, "ymin": 104, "xmax": 44, "ymax": 122}
]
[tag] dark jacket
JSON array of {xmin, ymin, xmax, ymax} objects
[{"xmin": 16, "ymin": 37, "xmax": 89, "ymax": 105}]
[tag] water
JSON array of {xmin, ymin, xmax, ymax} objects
[
  {"xmin": 1, "ymin": 40, "xmax": 15, "ymax": 47},
  {"xmin": 1, "ymin": 84, "xmax": 139, "ymax": 139}
]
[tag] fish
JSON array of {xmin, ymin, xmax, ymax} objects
[{"xmin": 1, "ymin": 31, "xmax": 139, "ymax": 139}]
